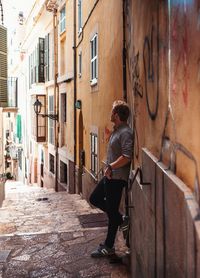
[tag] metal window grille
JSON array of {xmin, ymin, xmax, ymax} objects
[{"xmin": 49, "ymin": 153, "xmax": 54, "ymax": 174}]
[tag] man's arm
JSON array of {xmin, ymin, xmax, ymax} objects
[{"xmin": 104, "ymin": 155, "xmax": 131, "ymax": 179}]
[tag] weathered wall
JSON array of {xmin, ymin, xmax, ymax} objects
[
  {"xmin": 126, "ymin": 0, "xmax": 200, "ymax": 203},
  {"xmin": 76, "ymin": 0, "xmax": 123, "ymax": 198},
  {"xmin": 130, "ymin": 148, "xmax": 200, "ymax": 277},
  {"xmin": 126, "ymin": 0, "xmax": 200, "ymax": 276}
]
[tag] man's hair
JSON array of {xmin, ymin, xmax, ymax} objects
[{"xmin": 112, "ymin": 100, "xmax": 130, "ymax": 121}]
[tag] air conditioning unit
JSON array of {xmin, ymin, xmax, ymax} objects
[{"xmin": 0, "ymin": 25, "xmax": 7, "ymax": 107}]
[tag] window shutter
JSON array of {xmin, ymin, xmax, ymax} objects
[
  {"xmin": 44, "ymin": 34, "xmax": 49, "ymax": 81},
  {"xmin": 0, "ymin": 25, "xmax": 7, "ymax": 107},
  {"xmin": 38, "ymin": 38, "xmax": 45, "ymax": 83}
]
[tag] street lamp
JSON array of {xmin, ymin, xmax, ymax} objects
[{"xmin": 33, "ymin": 98, "xmax": 58, "ymax": 121}]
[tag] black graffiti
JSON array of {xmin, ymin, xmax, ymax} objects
[
  {"xmin": 125, "ymin": 0, "xmax": 132, "ymax": 52},
  {"xmin": 143, "ymin": 15, "xmax": 160, "ymax": 120},
  {"xmin": 132, "ymin": 52, "xmax": 143, "ymax": 98}
]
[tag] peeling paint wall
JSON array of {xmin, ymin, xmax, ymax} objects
[{"xmin": 126, "ymin": 0, "xmax": 200, "ymax": 203}]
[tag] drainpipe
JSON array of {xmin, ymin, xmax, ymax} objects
[
  {"xmin": 73, "ymin": 0, "xmax": 77, "ymax": 193},
  {"xmin": 0, "ymin": 0, "xmax": 3, "ymax": 25},
  {"xmin": 122, "ymin": 0, "xmax": 127, "ymax": 102},
  {"xmin": 53, "ymin": 8, "xmax": 59, "ymax": 192}
]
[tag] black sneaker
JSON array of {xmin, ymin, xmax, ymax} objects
[
  {"xmin": 91, "ymin": 244, "xmax": 115, "ymax": 258},
  {"xmin": 119, "ymin": 215, "xmax": 129, "ymax": 239}
]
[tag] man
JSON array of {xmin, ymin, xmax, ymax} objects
[{"xmin": 89, "ymin": 100, "xmax": 133, "ymax": 258}]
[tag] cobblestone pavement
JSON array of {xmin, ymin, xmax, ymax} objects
[{"xmin": 0, "ymin": 181, "xmax": 130, "ymax": 278}]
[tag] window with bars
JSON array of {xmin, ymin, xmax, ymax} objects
[
  {"xmin": 49, "ymin": 153, "xmax": 55, "ymax": 174},
  {"xmin": 48, "ymin": 96, "xmax": 54, "ymax": 145},
  {"xmin": 60, "ymin": 6, "xmax": 66, "ymax": 34},
  {"xmin": 90, "ymin": 34, "xmax": 98, "ymax": 84},
  {"xmin": 90, "ymin": 133, "xmax": 98, "ymax": 175},
  {"xmin": 78, "ymin": 0, "xmax": 82, "ymax": 33}
]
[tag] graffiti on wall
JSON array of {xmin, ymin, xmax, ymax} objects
[
  {"xmin": 126, "ymin": 0, "xmax": 160, "ymax": 120},
  {"xmin": 125, "ymin": 0, "xmax": 200, "ymax": 204},
  {"xmin": 172, "ymin": 5, "xmax": 189, "ymax": 106},
  {"xmin": 143, "ymin": 21, "xmax": 160, "ymax": 120},
  {"xmin": 132, "ymin": 52, "xmax": 143, "ymax": 98}
]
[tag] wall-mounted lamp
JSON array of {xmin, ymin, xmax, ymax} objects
[{"xmin": 33, "ymin": 98, "xmax": 58, "ymax": 121}]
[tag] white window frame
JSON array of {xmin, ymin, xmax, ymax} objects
[
  {"xmin": 78, "ymin": 51, "xmax": 82, "ymax": 77},
  {"xmin": 60, "ymin": 6, "xmax": 66, "ymax": 34},
  {"xmin": 90, "ymin": 33, "xmax": 98, "ymax": 86},
  {"xmin": 78, "ymin": 0, "xmax": 82, "ymax": 34},
  {"xmin": 90, "ymin": 133, "xmax": 98, "ymax": 175}
]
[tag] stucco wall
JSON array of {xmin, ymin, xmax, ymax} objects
[
  {"xmin": 126, "ymin": 0, "xmax": 200, "ymax": 203},
  {"xmin": 126, "ymin": 0, "xmax": 200, "ymax": 275},
  {"xmin": 76, "ymin": 0, "xmax": 123, "ymax": 179}
]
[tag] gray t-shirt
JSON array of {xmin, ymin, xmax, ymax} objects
[{"xmin": 107, "ymin": 123, "xmax": 133, "ymax": 182}]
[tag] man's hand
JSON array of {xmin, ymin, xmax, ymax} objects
[
  {"xmin": 104, "ymin": 165, "xmax": 112, "ymax": 179},
  {"xmin": 104, "ymin": 156, "xmax": 131, "ymax": 179}
]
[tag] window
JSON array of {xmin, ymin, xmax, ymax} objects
[
  {"xmin": 49, "ymin": 153, "xmax": 55, "ymax": 174},
  {"xmin": 49, "ymin": 31, "xmax": 55, "ymax": 79},
  {"xmin": 44, "ymin": 33, "xmax": 50, "ymax": 82},
  {"xmin": 78, "ymin": 51, "xmax": 82, "ymax": 77},
  {"xmin": 90, "ymin": 34, "xmax": 98, "ymax": 84},
  {"xmin": 60, "ymin": 161, "xmax": 67, "ymax": 184},
  {"xmin": 49, "ymin": 96, "xmax": 54, "ymax": 145},
  {"xmin": 61, "ymin": 93, "xmax": 66, "ymax": 123},
  {"xmin": 78, "ymin": 0, "xmax": 82, "ymax": 33},
  {"xmin": 29, "ymin": 38, "xmax": 45, "ymax": 85},
  {"xmin": 60, "ymin": 39, "xmax": 66, "ymax": 75},
  {"xmin": 60, "ymin": 6, "xmax": 66, "ymax": 34},
  {"xmin": 90, "ymin": 133, "xmax": 98, "ymax": 175}
]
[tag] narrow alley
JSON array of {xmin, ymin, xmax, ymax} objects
[{"xmin": 0, "ymin": 181, "xmax": 130, "ymax": 278}]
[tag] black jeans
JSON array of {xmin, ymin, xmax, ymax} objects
[{"xmin": 89, "ymin": 177, "xmax": 127, "ymax": 248}]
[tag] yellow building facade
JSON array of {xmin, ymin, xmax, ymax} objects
[{"xmin": 75, "ymin": 0, "xmax": 124, "ymax": 199}]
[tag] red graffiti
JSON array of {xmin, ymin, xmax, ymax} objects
[{"xmin": 172, "ymin": 6, "xmax": 189, "ymax": 107}]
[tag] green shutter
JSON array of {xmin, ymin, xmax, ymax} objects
[{"xmin": 16, "ymin": 114, "xmax": 22, "ymax": 143}]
